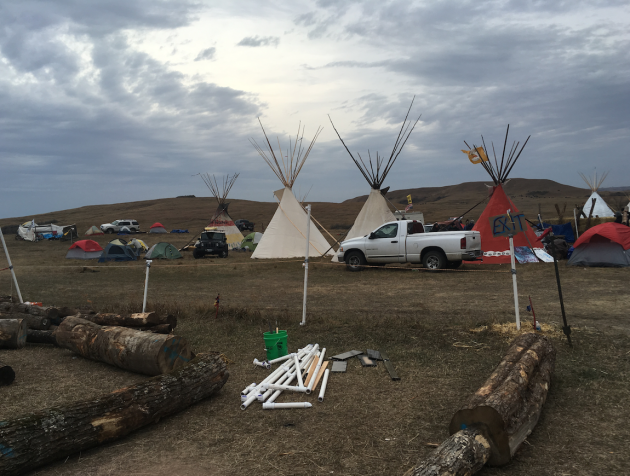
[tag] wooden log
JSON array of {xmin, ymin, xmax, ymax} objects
[
  {"xmin": 136, "ymin": 323, "xmax": 173, "ymax": 334},
  {"xmin": 404, "ymin": 427, "xmax": 491, "ymax": 476},
  {"xmin": 0, "ymin": 314, "xmax": 50, "ymax": 330},
  {"xmin": 54, "ymin": 316, "xmax": 192, "ymax": 376},
  {"xmin": 0, "ymin": 352, "xmax": 229, "ymax": 476},
  {"xmin": 78, "ymin": 312, "xmax": 177, "ymax": 328},
  {"xmin": 448, "ymin": 332, "xmax": 555, "ymax": 466},
  {"xmin": 27, "ymin": 329, "xmax": 57, "ymax": 345},
  {"xmin": 0, "ymin": 319, "xmax": 27, "ymax": 349},
  {"xmin": 0, "ymin": 361, "xmax": 15, "ymax": 386}
]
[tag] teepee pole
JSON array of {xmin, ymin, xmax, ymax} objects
[
  {"xmin": 0, "ymin": 227, "xmax": 23, "ymax": 303},
  {"xmin": 142, "ymin": 260, "xmax": 152, "ymax": 313},
  {"xmin": 301, "ymin": 205, "xmax": 311, "ymax": 326}
]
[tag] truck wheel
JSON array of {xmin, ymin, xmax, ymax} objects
[
  {"xmin": 193, "ymin": 248, "xmax": 205, "ymax": 259},
  {"xmin": 345, "ymin": 251, "xmax": 366, "ymax": 272},
  {"xmin": 422, "ymin": 250, "xmax": 446, "ymax": 270},
  {"xmin": 447, "ymin": 260, "xmax": 463, "ymax": 269},
  {"xmin": 219, "ymin": 250, "xmax": 228, "ymax": 258},
  {"xmin": 106, "ymin": 229, "xmax": 114, "ymax": 234}
]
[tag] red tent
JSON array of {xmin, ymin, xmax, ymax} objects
[
  {"xmin": 472, "ymin": 186, "xmax": 541, "ymax": 264},
  {"xmin": 573, "ymin": 222, "xmax": 630, "ymax": 249},
  {"xmin": 69, "ymin": 240, "xmax": 103, "ymax": 252},
  {"xmin": 150, "ymin": 222, "xmax": 165, "ymax": 229}
]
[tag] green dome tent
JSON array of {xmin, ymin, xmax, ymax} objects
[
  {"xmin": 145, "ymin": 242, "xmax": 182, "ymax": 260},
  {"xmin": 241, "ymin": 232, "xmax": 263, "ymax": 251},
  {"xmin": 98, "ymin": 243, "xmax": 137, "ymax": 262}
]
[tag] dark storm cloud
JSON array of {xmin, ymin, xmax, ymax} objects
[
  {"xmin": 237, "ymin": 36, "xmax": 280, "ymax": 47},
  {"xmin": 194, "ymin": 47, "xmax": 216, "ymax": 61}
]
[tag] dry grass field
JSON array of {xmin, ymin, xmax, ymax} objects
[{"xmin": 1, "ymin": 180, "xmax": 629, "ymax": 475}]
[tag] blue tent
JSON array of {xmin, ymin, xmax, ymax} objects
[
  {"xmin": 539, "ymin": 222, "xmax": 575, "ymax": 243},
  {"xmin": 98, "ymin": 243, "xmax": 137, "ymax": 263}
]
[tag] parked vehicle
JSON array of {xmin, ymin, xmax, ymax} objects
[
  {"xmin": 235, "ymin": 219, "xmax": 255, "ymax": 232},
  {"xmin": 193, "ymin": 231, "xmax": 229, "ymax": 259},
  {"xmin": 100, "ymin": 220, "xmax": 139, "ymax": 234},
  {"xmin": 336, "ymin": 220, "xmax": 482, "ymax": 271}
]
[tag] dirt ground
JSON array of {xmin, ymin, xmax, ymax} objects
[{"xmin": 1, "ymin": 236, "xmax": 629, "ymax": 475}]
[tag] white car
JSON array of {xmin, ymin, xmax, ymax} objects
[{"xmin": 100, "ymin": 219, "xmax": 140, "ymax": 234}]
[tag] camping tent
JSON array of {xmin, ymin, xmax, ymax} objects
[
  {"xmin": 200, "ymin": 173, "xmax": 244, "ymax": 249},
  {"xmin": 241, "ymin": 232, "xmax": 263, "ymax": 251},
  {"xmin": 145, "ymin": 242, "xmax": 182, "ymax": 259},
  {"xmin": 18, "ymin": 220, "xmax": 67, "ymax": 242},
  {"xmin": 579, "ymin": 171, "xmax": 615, "ymax": 218},
  {"xmin": 149, "ymin": 223, "xmax": 168, "ymax": 233},
  {"xmin": 127, "ymin": 238, "xmax": 148, "ymax": 255},
  {"xmin": 328, "ymin": 100, "xmax": 420, "ymax": 261},
  {"xmin": 249, "ymin": 120, "xmax": 333, "ymax": 259},
  {"xmin": 108, "ymin": 238, "xmax": 127, "ymax": 246},
  {"xmin": 464, "ymin": 126, "xmax": 544, "ymax": 264},
  {"xmin": 567, "ymin": 222, "xmax": 630, "ymax": 267},
  {"xmin": 98, "ymin": 243, "xmax": 137, "ymax": 262},
  {"xmin": 66, "ymin": 240, "xmax": 103, "ymax": 259},
  {"xmin": 85, "ymin": 226, "xmax": 104, "ymax": 236}
]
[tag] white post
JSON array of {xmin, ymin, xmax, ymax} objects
[
  {"xmin": 301, "ymin": 204, "xmax": 311, "ymax": 326},
  {"xmin": 142, "ymin": 260, "xmax": 152, "ymax": 313},
  {"xmin": 0, "ymin": 227, "xmax": 23, "ymax": 303},
  {"xmin": 573, "ymin": 208, "xmax": 579, "ymax": 239},
  {"xmin": 509, "ymin": 234, "xmax": 520, "ymax": 330}
]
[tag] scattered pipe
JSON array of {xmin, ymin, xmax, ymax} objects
[
  {"xmin": 265, "ymin": 383, "xmax": 309, "ymax": 393},
  {"xmin": 294, "ymin": 353, "xmax": 304, "ymax": 388},
  {"xmin": 318, "ymin": 369, "xmax": 330, "ymax": 402},
  {"xmin": 253, "ymin": 358, "xmax": 271, "ymax": 369},
  {"xmin": 241, "ymin": 382, "xmax": 257, "ymax": 395},
  {"xmin": 307, "ymin": 347, "xmax": 326, "ymax": 394},
  {"xmin": 263, "ymin": 402, "xmax": 312, "ymax": 409}
]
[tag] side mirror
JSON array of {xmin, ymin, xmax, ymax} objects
[
  {"xmin": 224, "ymin": 238, "xmax": 227, "ymax": 242},
  {"xmin": 369, "ymin": 232, "xmax": 375, "ymax": 239}
]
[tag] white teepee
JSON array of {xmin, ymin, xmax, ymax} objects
[
  {"xmin": 250, "ymin": 120, "xmax": 333, "ymax": 259},
  {"xmin": 328, "ymin": 98, "xmax": 421, "ymax": 261},
  {"xmin": 579, "ymin": 171, "xmax": 615, "ymax": 218},
  {"xmin": 201, "ymin": 173, "xmax": 244, "ymax": 249}
]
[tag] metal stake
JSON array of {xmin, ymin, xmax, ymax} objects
[
  {"xmin": 550, "ymin": 241, "xmax": 572, "ymax": 346},
  {"xmin": 301, "ymin": 204, "xmax": 311, "ymax": 326},
  {"xmin": 0, "ymin": 227, "xmax": 23, "ymax": 303},
  {"xmin": 142, "ymin": 260, "xmax": 152, "ymax": 313}
]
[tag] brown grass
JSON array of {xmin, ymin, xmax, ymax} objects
[{"xmin": 1, "ymin": 238, "xmax": 629, "ymax": 475}]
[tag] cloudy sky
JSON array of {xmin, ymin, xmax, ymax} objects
[{"xmin": 1, "ymin": 0, "xmax": 629, "ymax": 218}]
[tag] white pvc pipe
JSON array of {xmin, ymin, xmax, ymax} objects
[
  {"xmin": 142, "ymin": 260, "xmax": 152, "ymax": 313},
  {"xmin": 301, "ymin": 204, "xmax": 311, "ymax": 326},
  {"xmin": 509, "ymin": 235, "xmax": 521, "ymax": 330},
  {"xmin": 0, "ymin": 227, "xmax": 23, "ymax": 303},
  {"xmin": 264, "ymin": 383, "xmax": 309, "ymax": 393},
  {"xmin": 263, "ymin": 402, "xmax": 312, "ymax": 410},
  {"xmin": 253, "ymin": 358, "xmax": 271, "ymax": 369},
  {"xmin": 573, "ymin": 208, "xmax": 579, "ymax": 239},
  {"xmin": 300, "ymin": 344, "xmax": 319, "ymax": 370},
  {"xmin": 259, "ymin": 359, "xmax": 298, "ymax": 402},
  {"xmin": 318, "ymin": 369, "xmax": 330, "ymax": 402},
  {"xmin": 294, "ymin": 353, "xmax": 304, "ymax": 387},
  {"xmin": 240, "ymin": 361, "xmax": 294, "ymax": 410},
  {"xmin": 268, "ymin": 344, "xmax": 312, "ymax": 365},
  {"xmin": 241, "ymin": 382, "xmax": 257, "ymax": 395},
  {"xmin": 307, "ymin": 347, "xmax": 326, "ymax": 394}
]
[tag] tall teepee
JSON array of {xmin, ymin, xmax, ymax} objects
[
  {"xmin": 328, "ymin": 98, "xmax": 421, "ymax": 254},
  {"xmin": 201, "ymin": 173, "xmax": 244, "ymax": 250},
  {"xmin": 579, "ymin": 170, "xmax": 615, "ymax": 218},
  {"xmin": 249, "ymin": 119, "xmax": 333, "ymax": 259},
  {"xmin": 463, "ymin": 125, "xmax": 542, "ymax": 264}
]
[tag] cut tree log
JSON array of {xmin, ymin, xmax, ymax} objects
[
  {"xmin": 0, "ymin": 361, "xmax": 15, "ymax": 386},
  {"xmin": 0, "ymin": 314, "xmax": 50, "ymax": 330},
  {"xmin": 405, "ymin": 332, "xmax": 555, "ymax": 475},
  {"xmin": 403, "ymin": 427, "xmax": 491, "ymax": 476},
  {"xmin": 78, "ymin": 312, "xmax": 176, "ymax": 328},
  {"xmin": 0, "ymin": 319, "xmax": 28, "ymax": 349},
  {"xmin": 136, "ymin": 323, "xmax": 173, "ymax": 334},
  {"xmin": 27, "ymin": 329, "xmax": 57, "ymax": 345},
  {"xmin": 54, "ymin": 316, "xmax": 192, "ymax": 376},
  {"xmin": 0, "ymin": 352, "xmax": 229, "ymax": 476}
]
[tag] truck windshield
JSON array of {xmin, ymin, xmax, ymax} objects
[
  {"xmin": 202, "ymin": 232, "xmax": 225, "ymax": 240},
  {"xmin": 373, "ymin": 223, "xmax": 398, "ymax": 239}
]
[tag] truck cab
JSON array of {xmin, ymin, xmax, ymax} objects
[{"xmin": 193, "ymin": 231, "xmax": 229, "ymax": 259}]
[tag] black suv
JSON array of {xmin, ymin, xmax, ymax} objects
[
  {"xmin": 235, "ymin": 219, "xmax": 254, "ymax": 232},
  {"xmin": 193, "ymin": 231, "xmax": 229, "ymax": 259}
]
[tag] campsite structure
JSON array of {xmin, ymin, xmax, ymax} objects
[
  {"xmin": 464, "ymin": 125, "xmax": 543, "ymax": 264},
  {"xmin": 65, "ymin": 240, "xmax": 103, "ymax": 260},
  {"xmin": 579, "ymin": 170, "xmax": 615, "ymax": 218},
  {"xmin": 249, "ymin": 119, "xmax": 333, "ymax": 259},
  {"xmin": 328, "ymin": 98, "xmax": 421, "ymax": 260},
  {"xmin": 567, "ymin": 222, "xmax": 630, "ymax": 267},
  {"xmin": 145, "ymin": 242, "xmax": 182, "ymax": 260},
  {"xmin": 149, "ymin": 223, "xmax": 168, "ymax": 234},
  {"xmin": 200, "ymin": 173, "xmax": 244, "ymax": 250},
  {"xmin": 84, "ymin": 226, "xmax": 104, "ymax": 236}
]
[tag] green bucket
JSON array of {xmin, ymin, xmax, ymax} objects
[{"xmin": 263, "ymin": 330, "xmax": 288, "ymax": 360}]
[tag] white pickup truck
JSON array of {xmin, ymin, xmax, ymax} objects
[{"xmin": 336, "ymin": 220, "xmax": 482, "ymax": 271}]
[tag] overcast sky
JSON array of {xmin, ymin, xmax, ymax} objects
[{"xmin": 1, "ymin": 0, "xmax": 629, "ymax": 219}]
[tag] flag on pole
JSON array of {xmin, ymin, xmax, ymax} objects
[
  {"xmin": 462, "ymin": 147, "xmax": 488, "ymax": 164},
  {"xmin": 405, "ymin": 203, "xmax": 413, "ymax": 212}
]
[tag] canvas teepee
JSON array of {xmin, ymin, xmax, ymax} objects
[
  {"xmin": 579, "ymin": 170, "xmax": 615, "ymax": 218},
  {"xmin": 328, "ymin": 98, "xmax": 421, "ymax": 261},
  {"xmin": 463, "ymin": 125, "xmax": 543, "ymax": 264},
  {"xmin": 249, "ymin": 119, "xmax": 333, "ymax": 259},
  {"xmin": 201, "ymin": 173, "xmax": 244, "ymax": 250}
]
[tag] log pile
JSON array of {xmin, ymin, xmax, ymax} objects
[
  {"xmin": 405, "ymin": 332, "xmax": 556, "ymax": 476},
  {"xmin": 0, "ymin": 319, "xmax": 27, "ymax": 349},
  {"xmin": 54, "ymin": 316, "xmax": 192, "ymax": 376},
  {"xmin": 0, "ymin": 353, "xmax": 229, "ymax": 476},
  {"xmin": 27, "ymin": 329, "xmax": 58, "ymax": 345},
  {"xmin": 0, "ymin": 361, "xmax": 15, "ymax": 386}
]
